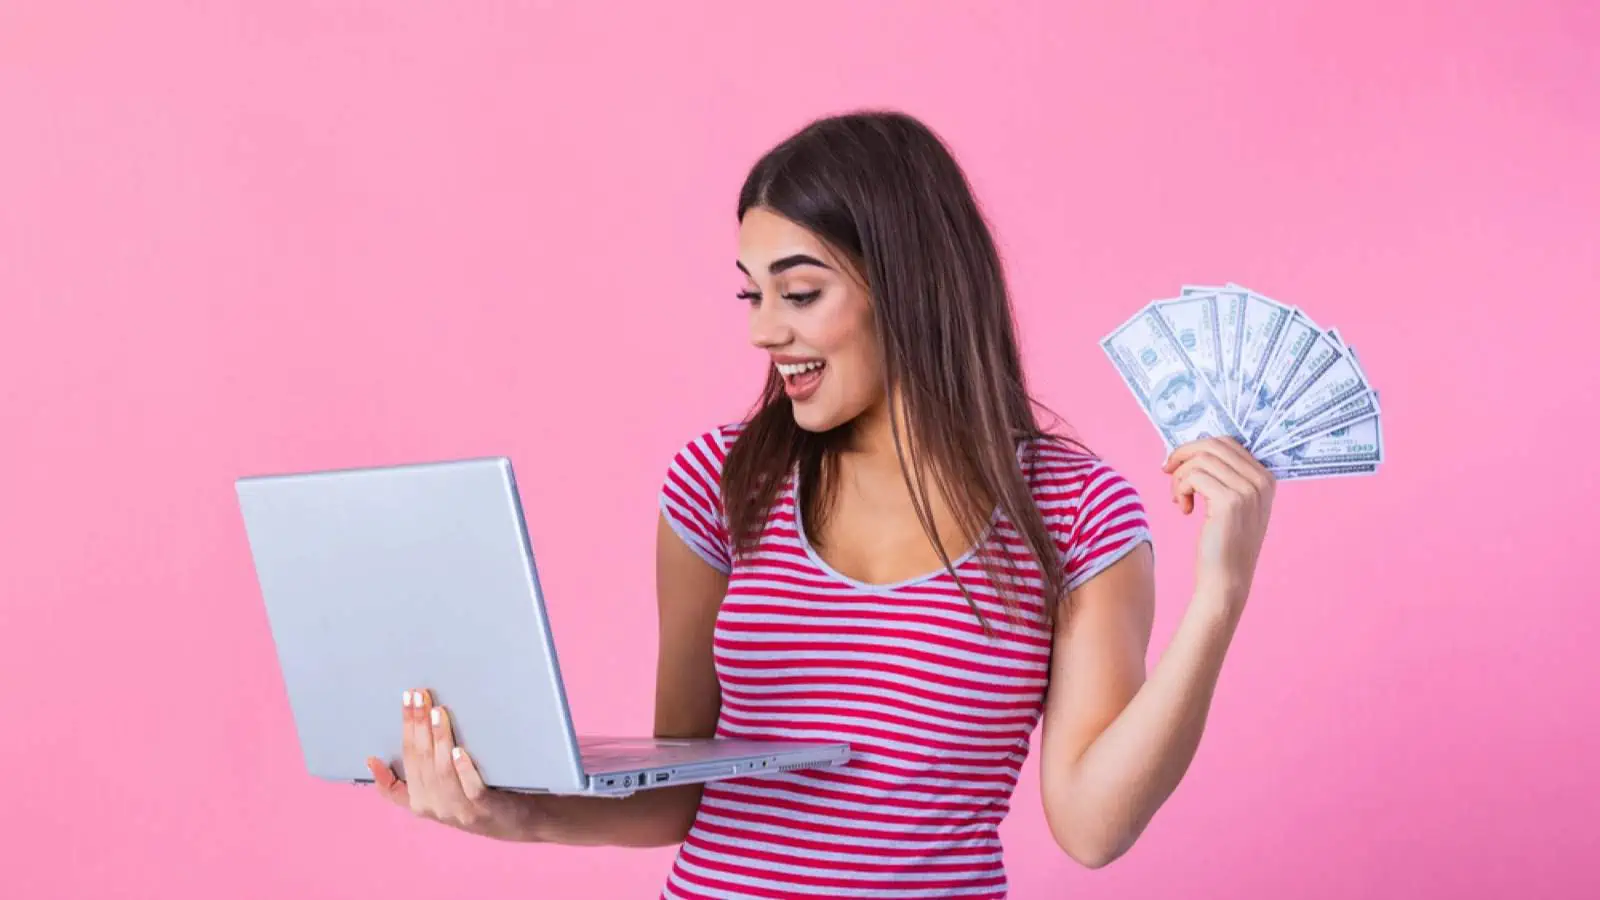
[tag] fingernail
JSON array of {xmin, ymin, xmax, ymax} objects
[
  {"xmin": 430, "ymin": 708, "xmax": 441, "ymax": 726},
  {"xmin": 403, "ymin": 690, "xmax": 412, "ymax": 707},
  {"xmin": 412, "ymin": 692, "xmax": 424, "ymax": 709},
  {"xmin": 452, "ymin": 747, "xmax": 463, "ymax": 761}
]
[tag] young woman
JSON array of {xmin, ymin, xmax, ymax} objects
[{"xmin": 367, "ymin": 110, "xmax": 1276, "ymax": 898}]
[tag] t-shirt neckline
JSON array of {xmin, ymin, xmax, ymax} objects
[{"xmin": 787, "ymin": 443, "xmax": 1027, "ymax": 595}]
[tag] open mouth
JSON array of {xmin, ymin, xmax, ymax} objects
[{"xmin": 776, "ymin": 359, "xmax": 825, "ymax": 399}]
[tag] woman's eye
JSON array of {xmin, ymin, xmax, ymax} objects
[{"xmin": 738, "ymin": 289, "xmax": 819, "ymax": 306}]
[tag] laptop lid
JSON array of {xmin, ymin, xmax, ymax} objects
[{"xmin": 235, "ymin": 457, "xmax": 589, "ymax": 794}]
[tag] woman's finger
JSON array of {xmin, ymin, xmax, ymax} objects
[
  {"xmin": 403, "ymin": 689, "xmax": 435, "ymax": 813},
  {"xmin": 367, "ymin": 756, "xmax": 409, "ymax": 807},
  {"xmin": 453, "ymin": 746, "xmax": 490, "ymax": 805},
  {"xmin": 1214, "ymin": 437, "xmax": 1275, "ymax": 495},
  {"xmin": 1174, "ymin": 476, "xmax": 1193, "ymax": 515},
  {"xmin": 1166, "ymin": 437, "xmax": 1262, "ymax": 483},
  {"xmin": 1162, "ymin": 440, "xmax": 1206, "ymax": 472},
  {"xmin": 429, "ymin": 705, "xmax": 473, "ymax": 815},
  {"xmin": 1204, "ymin": 436, "xmax": 1269, "ymax": 480},
  {"xmin": 1171, "ymin": 451, "xmax": 1254, "ymax": 514},
  {"xmin": 1172, "ymin": 463, "xmax": 1201, "ymax": 514},
  {"xmin": 1175, "ymin": 466, "xmax": 1232, "ymax": 514},
  {"xmin": 1175, "ymin": 452, "xmax": 1256, "ymax": 498}
]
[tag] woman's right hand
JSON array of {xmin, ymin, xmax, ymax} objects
[{"xmin": 365, "ymin": 688, "xmax": 538, "ymax": 841}]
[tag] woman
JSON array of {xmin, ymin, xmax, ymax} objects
[{"xmin": 366, "ymin": 110, "xmax": 1275, "ymax": 898}]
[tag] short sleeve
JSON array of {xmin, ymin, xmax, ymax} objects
[
  {"xmin": 1063, "ymin": 460, "xmax": 1153, "ymax": 590},
  {"xmin": 658, "ymin": 426, "xmax": 735, "ymax": 574}
]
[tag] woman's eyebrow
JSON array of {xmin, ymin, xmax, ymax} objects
[{"xmin": 735, "ymin": 254, "xmax": 833, "ymax": 276}]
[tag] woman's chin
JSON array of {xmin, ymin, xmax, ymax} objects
[{"xmin": 791, "ymin": 402, "xmax": 847, "ymax": 434}]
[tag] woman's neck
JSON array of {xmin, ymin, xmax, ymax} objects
[
  {"xmin": 843, "ymin": 399, "xmax": 909, "ymax": 465},
  {"xmin": 840, "ymin": 399, "xmax": 949, "ymax": 502}
]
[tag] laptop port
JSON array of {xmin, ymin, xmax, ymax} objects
[{"xmin": 654, "ymin": 772, "xmax": 669, "ymax": 783}]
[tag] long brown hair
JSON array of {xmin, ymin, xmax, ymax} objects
[{"xmin": 720, "ymin": 110, "xmax": 1088, "ymax": 632}]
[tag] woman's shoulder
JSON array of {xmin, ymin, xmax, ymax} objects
[
  {"xmin": 659, "ymin": 422, "xmax": 748, "ymax": 574},
  {"xmin": 666, "ymin": 421, "xmax": 747, "ymax": 481},
  {"xmin": 1017, "ymin": 435, "xmax": 1147, "ymax": 528},
  {"xmin": 1016, "ymin": 434, "xmax": 1152, "ymax": 588},
  {"xmin": 1017, "ymin": 433, "xmax": 1124, "ymax": 485}
]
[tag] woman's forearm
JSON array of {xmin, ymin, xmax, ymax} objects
[
  {"xmin": 1058, "ymin": 588, "xmax": 1243, "ymax": 865},
  {"xmin": 490, "ymin": 783, "xmax": 705, "ymax": 847}
]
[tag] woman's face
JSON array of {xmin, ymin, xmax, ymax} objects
[{"xmin": 738, "ymin": 206, "xmax": 883, "ymax": 433}]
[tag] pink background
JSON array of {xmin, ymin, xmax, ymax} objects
[{"xmin": 3, "ymin": 1, "xmax": 1597, "ymax": 897}]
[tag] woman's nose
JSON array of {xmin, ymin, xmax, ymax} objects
[{"xmin": 748, "ymin": 298, "xmax": 790, "ymax": 348}]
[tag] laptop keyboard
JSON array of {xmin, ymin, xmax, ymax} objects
[
  {"xmin": 582, "ymin": 749, "xmax": 660, "ymax": 768},
  {"xmin": 579, "ymin": 737, "xmax": 716, "ymax": 769}
]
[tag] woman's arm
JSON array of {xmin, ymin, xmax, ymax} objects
[
  {"xmin": 1037, "ymin": 438, "xmax": 1273, "ymax": 868},
  {"xmin": 1037, "ymin": 545, "xmax": 1239, "ymax": 867}
]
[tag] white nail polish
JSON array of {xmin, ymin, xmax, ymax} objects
[
  {"xmin": 412, "ymin": 692, "xmax": 424, "ymax": 708},
  {"xmin": 452, "ymin": 747, "xmax": 462, "ymax": 760},
  {"xmin": 430, "ymin": 708, "xmax": 440, "ymax": 726},
  {"xmin": 403, "ymin": 690, "xmax": 412, "ymax": 707}
]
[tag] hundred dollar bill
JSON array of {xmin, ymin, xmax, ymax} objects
[
  {"xmin": 1230, "ymin": 289, "xmax": 1297, "ymax": 425},
  {"xmin": 1260, "ymin": 414, "xmax": 1384, "ymax": 471},
  {"xmin": 1268, "ymin": 461, "xmax": 1380, "ymax": 480},
  {"xmin": 1179, "ymin": 285, "xmax": 1250, "ymax": 411},
  {"xmin": 1101, "ymin": 304, "xmax": 1246, "ymax": 451},
  {"xmin": 1253, "ymin": 325, "xmax": 1363, "ymax": 444},
  {"xmin": 1238, "ymin": 313, "xmax": 1346, "ymax": 447},
  {"xmin": 1258, "ymin": 388, "xmax": 1380, "ymax": 456},
  {"xmin": 1155, "ymin": 293, "xmax": 1225, "ymax": 395}
]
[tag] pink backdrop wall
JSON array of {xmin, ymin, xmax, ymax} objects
[{"xmin": 3, "ymin": 2, "xmax": 1596, "ymax": 897}]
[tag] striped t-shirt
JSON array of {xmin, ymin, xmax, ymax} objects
[{"xmin": 656, "ymin": 423, "xmax": 1152, "ymax": 899}]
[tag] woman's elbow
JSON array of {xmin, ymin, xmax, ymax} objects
[
  {"xmin": 1076, "ymin": 841, "xmax": 1135, "ymax": 870},
  {"xmin": 1045, "ymin": 810, "xmax": 1138, "ymax": 870}
]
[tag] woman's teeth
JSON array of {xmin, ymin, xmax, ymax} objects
[{"xmin": 776, "ymin": 360, "xmax": 825, "ymax": 377}]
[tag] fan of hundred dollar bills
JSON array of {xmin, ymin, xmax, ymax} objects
[{"xmin": 1101, "ymin": 282, "xmax": 1383, "ymax": 481}]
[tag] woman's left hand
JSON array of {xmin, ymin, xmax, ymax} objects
[{"xmin": 1162, "ymin": 437, "xmax": 1276, "ymax": 614}]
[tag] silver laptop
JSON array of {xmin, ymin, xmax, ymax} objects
[{"xmin": 234, "ymin": 456, "xmax": 850, "ymax": 797}]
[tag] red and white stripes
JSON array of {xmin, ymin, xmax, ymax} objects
[{"xmin": 657, "ymin": 425, "xmax": 1150, "ymax": 899}]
